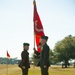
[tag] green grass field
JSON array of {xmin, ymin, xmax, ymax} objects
[{"xmin": 0, "ymin": 64, "xmax": 75, "ymax": 75}]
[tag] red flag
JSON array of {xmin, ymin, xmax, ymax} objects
[
  {"xmin": 33, "ymin": 0, "xmax": 45, "ymax": 52},
  {"xmin": 7, "ymin": 51, "xmax": 10, "ymax": 58}
]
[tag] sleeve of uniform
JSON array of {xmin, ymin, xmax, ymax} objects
[
  {"xmin": 43, "ymin": 45, "xmax": 50, "ymax": 66},
  {"xmin": 21, "ymin": 51, "xmax": 26, "ymax": 66},
  {"xmin": 35, "ymin": 50, "xmax": 40, "ymax": 55}
]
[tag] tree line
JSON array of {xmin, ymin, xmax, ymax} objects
[{"xmin": 0, "ymin": 57, "xmax": 18, "ymax": 64}]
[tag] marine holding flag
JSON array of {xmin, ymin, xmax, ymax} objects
[
  {"xmin": 33, "ymin": 0, "xmax": 50, "ymax": 75},
  {"xmin": 34, "ymin": 36, "xmax": 50, "ymax": 75}
]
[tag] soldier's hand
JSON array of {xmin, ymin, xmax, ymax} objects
[
  {"xmin": 22, "ymin": 66, "xmax": 25, "ymax": 69},
  {"xmin": 33, "ymin": 48, "xmax": 36, "ymax": 52}
]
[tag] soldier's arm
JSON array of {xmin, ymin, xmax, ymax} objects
[
  {"xmin": 43, "ymin": 46, "xmax": 50, "ymax": 66},
  {"xmin": 33, "ymin": 48, "xmax": 40, "ymax": 55},
  {"xmin": 21, "ymin": 52, "xmax": 26, "ymax": 66},
  {"xmin": 35, "ymin": 50, "xmax": 40, "ymax": 55}
]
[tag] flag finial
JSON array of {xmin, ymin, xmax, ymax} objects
[{"xmin": 33, "ymin": 0, "xmax": 36, "ymax": 5}]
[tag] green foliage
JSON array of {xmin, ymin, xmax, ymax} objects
[{"xmin": 53, "ymin": 35, "xmax": 75, "ymax": 67}]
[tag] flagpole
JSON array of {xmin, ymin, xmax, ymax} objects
[
  {"xmin": 34, "ymin": 34, "xmax": 35, "ymax": 49},
  {"xmin": 33, "ymin": 0, "xmax": 36, "ymax": 68},
  {"xmin": 6, "ymin": 50, "xmax": 8, "ymax": 75},
  {"xmin": 6, "ymin": 50, "xmax": 10, "ymax": 75},
  {"xmin": 7, "ymin": 58, "xmax": 8, "ymax": 75},
  {"xmin": 33, "ymin": 20, "xmax": 35, "ymax": 68}
]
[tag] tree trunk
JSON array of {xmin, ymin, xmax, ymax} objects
[{"xmin": 65, "ymin": 60, "xmax": 68, "ymax": 68}]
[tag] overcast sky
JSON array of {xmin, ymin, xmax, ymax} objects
[{"xmin": 0, "ymin": 0, "xmax": 75, "ymax": 59}]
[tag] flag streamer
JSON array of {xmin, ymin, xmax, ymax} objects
[{"xmin": 7, "ymin": 51, "xmax": 10, "ymax": 58}]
